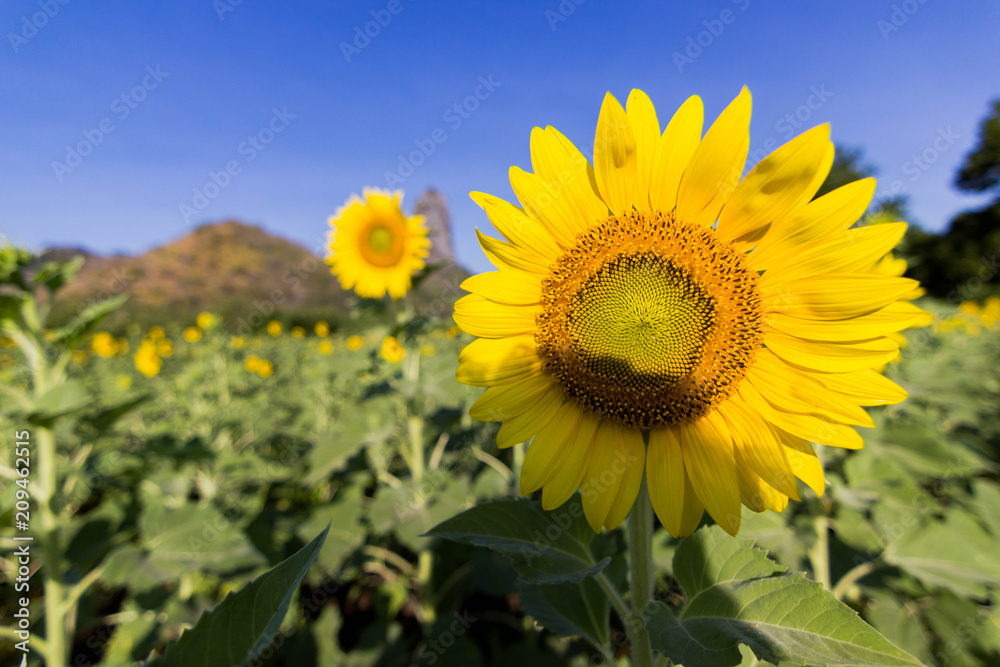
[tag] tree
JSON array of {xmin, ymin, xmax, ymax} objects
[{"xmin": 955, "ymin": 99, "xmax": 1000, "ymax": 193}]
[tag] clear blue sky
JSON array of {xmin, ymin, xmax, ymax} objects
[{"xmin": 2, "ymin": 0, "xmax": 998, "ymax": 274}]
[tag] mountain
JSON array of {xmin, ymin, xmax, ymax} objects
[{"xmin": 47, "ymin": 190, "xmax": 467, "ymax": 332}]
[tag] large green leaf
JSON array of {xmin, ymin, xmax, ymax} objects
[
  {"xmin": 29, "ymin": 379, "xmax": 90, "ymax": 422},
  {"xmin": 144, "ymin": 524, "xmax": 328, "ymax": 667},
  {"xmin": 645, "ymin": 526, "xmax": 924, "ymax": 667},
  {"xmin": 426, "ymin": 495, "xmax": 610, "ymax": 583},
  {"xmin": 883, "ymin": 510, "xmax": 1000, "ymax": 598},
  {"xmin": 517, "ymin": 577, "xmax": 611, "ymax": 656}
]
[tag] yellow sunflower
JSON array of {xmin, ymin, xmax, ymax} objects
[
  {"xmin": 455, "ymin": 88, "xmax": 927, "ymax": 537},
  {"xmin": 327, "ymin": 188, "xmax": 430, "ymax": 299}
]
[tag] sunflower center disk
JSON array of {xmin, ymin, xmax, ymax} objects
[
  {"xmin": 360, "ymin": 223, "xmax": 404, "ymax": 267},
  {"xmin": 536, "ymin": 210, "xmax": 765, "ymax": 430}
]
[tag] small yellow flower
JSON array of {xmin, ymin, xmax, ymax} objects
[
  {"xmin": 230, "ymin": 335, "xmax": 245, "ymax": 349},
  {"xmin": 156, "ymin": 339, "xmax": 173, "ymax": 357},
  {"xmin": 115, "ymin": 375, "xmax": 133, "ymax": 390},
  {"xmin": 445, "ymin": 325, "xmax": 461, "ymax": 339},
  {"xmin": 91, "ymin": 332, "xmax": 118, "ymax": 358},
  {"xmin": 315, "ymin": 321, "xmax": 330, "ymax": 337},
  {"xmin": 257, "ymin": 360, "xmax": 274, "ymax": 378},
  {"xmin": 71, "ymin": 349, "xmax": 88, "ymax": 364},
  {"xmin": 245, "ymin": 355, "xmax": 262, "ymax": 372},
  {"xmin": 196, "ymin": 311, "xmax": 217, "ymax": 330},
  {"xmin": 318, "ymin": 340, "xmax": 334, "ymax": 355},
  {"xmin": 267, "ymin": 321, "xmax": 282, "ymax": 337},
  {"xmin": 43, "ymin": 329, "xmax": 56, "ymax": 342},
  {"xmin": 420, "ymin": 344, "xmax": 436, "ymax": 357},
  {"xmin": 183, "ymin": 326, "xmax": 202, "ymax": 343},
  {"xmin": 292, "ymin": 326, "xmax": 306, "ymax": 338},
  {"xmin": 380, "ymin": 336, "xmax": 405, "ymax": 363},
  {"xmin": 346, "ymin": 335, "xmax": 365, "ymax": 351},
  {"xmin": 147, "ymin": 326, "xmax": 165, "ymax": 340},
  {"xmin": 134, "ymin": 341, "xmax": 162, "ymax": 377},
  {"xmin": 959, "ymin": 301, "xmax": 981, "ymax": 316}
]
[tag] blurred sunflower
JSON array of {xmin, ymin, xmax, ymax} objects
[
  {"xmin": 292, "ymin": 326, "xmax": 306, "ymax": 338},
  {"xmin": 230, "ymin": 335, "xmax": 245, "ymax": 349},
  {"xmin": 346, "ymin": 335, "xmax": 365, "ymax": 351},
  {"xmin": 91, "ymin": 332, "xmax": 118, "ymax": 358},
  {"xmin": 455, "ymin": 88, "xmax": 928, "ymax": 536},
  {"xmin": 327, "ymin": 188, "xmax": 430, "ymax": 299},
  {"xmin": 318, "ymin": 340, "xmax": 334, "ymax": 355},
  {"xmin": 257, "ymin": 359, "xmax": 274, "ymax": 378},
  {"xmin": 315, "ymin": 321, "xmax": 330, "ymax": 337},
  {"xmin": 380, "ymin": 336, "xmax": 405, "ymax": 363},
  {"xmin": 267, "ymin": 320, "xmax": 282, "ymax": 337},
  {"xmin": 182, "ymin": 326, "xmax": 202, "ymax": 343},
  {"xmin": 134, "ymin": 341, "xmax": 162, "ymax": 377},
  {"xmin": 196, "ymin": 311, "xmax": 218, "ymax": 330}
]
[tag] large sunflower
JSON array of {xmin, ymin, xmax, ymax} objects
[
  {"xmin": 455, "ymin": 88, "xmax": 928, "ymax": 537},
  {"xmin": 327, "ymin": 188, "xmax": 430, "ymax": 299}
]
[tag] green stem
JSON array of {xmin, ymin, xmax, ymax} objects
[
  {"xmin": 403, "ymin": 347, "xmax": 424, "ymax": 483},
  {"xmin": 808, "ymin": 515, "xmax": 831, "ymax": 590},
  {"xmin": 38, "ymin": 426, "xmax": 67, "ymax": 667},
  {"xmin": 627, "ymin": 476, "xmax": 655, "ymax": 667},
  {"xmin": 832, "ymin": 559, "xmax": 883, "ymax": 601}
]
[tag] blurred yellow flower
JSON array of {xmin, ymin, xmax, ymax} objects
[
  {"xmin": 245, "ymin": 355, "xmax": 262, "ymax": 372},
  {"xmin": 156, "ymin": 339, "xmax": 173, "ymax": 357},
  {"xmin": 292, "ymin": 326, "xmax": 306, "ymax": 338},
  {"xmin": 315, "ymin": 321, "xmax": 330, "ymax": 337},
  {"xmin": 445, "ymin": 325, "xmax": 461, "ymax": 338},
  {"xmin": 196, "ymin": 311, "xmax": 218, "ymax": 330},
  {"xmin": 420, "ymin": 344, "xmax": 436, "ymax": 357},
  {"xmin": 318, "ymin": 340, "xmax": 334, "ymax": 355},
  {"xmin": 147, "ymin": 326, "xmax": 165, "ymax": 340},
  {"xmin": 230, "ymin": 335, "xmax": 245, "ymax": 349},
  {"xmin": 115, "ymin": 374, "xmax": 133, "ymax": 390},
  {"xmin": 91, "ymin": 332, "xmax": 118, "ymax": 358},
  {"xmin": 250, "ymin": 337, "xmax": 263, "ymax": 349},
  {"xmin": 380, "ymin": 336, "xmax": 405, "ymax": 363},
  {"xmin": 346, "ymin": 335, "xmax": 365, "ymax": 351},
  {"xmin": 183, "ymin": 326, "xmax": 202, "ymax": 343},
  {"xmin": 257, "ymin": 360, "xmax": 274, "ymax": 378},
  {"xmin": 959, "ymin": 301, "xmax": 981, "ymax": 316},
  {"xmin": 71, "ymin": 349, "xmax": 88, "ymax": 364},
  {"xmin": 267, "ymin": 321, "xmax": 282, "ymax": 337},
  {"xmin": 134, "ymin": 341, "xmax": 162, "ymax": 377}
]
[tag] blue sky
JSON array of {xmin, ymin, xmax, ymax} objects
[{"xmin": 2, "ymin": 0, "xmax": 998, "ymax": 274}]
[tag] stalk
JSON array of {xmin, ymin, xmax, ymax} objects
[{"xmin": 626, "ymin": 476, "xmax": 655, "ymax": 667}]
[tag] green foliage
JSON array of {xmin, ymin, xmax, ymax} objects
[{"xmin": 956, "ymin": 99, "xmax": 1000, "ymax": 193}]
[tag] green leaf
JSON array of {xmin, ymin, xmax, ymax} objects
[
  {"xmin": 76, "ymin": 394, "xmax": 150, "ymax": 437},
  {"xmin": 145, "ymin": 524, "xmax": 329, "ymax": 667},
  {"xmin": 298, "ymin": 485, "xmax": 366, "ymax": 574},
  {"xmin": 517, "ymin": 577, "xmax": 610, "ymax": 655},
  {"xmin": 29, "ymin": 379, "xmax": 90, "ymax": 422},
  {"xmin": 426, "ymin": 494, "xmax": 610, "ymax": 583},
  {"xmin": 646, "ymin": 526, "xmax": 924, "ymax": 667},
  {"xmin": 883, "ymin": 510, "xmax": 1000, "ymax": 598},
  {"xmin": 50, "ymin": 293, "xmax": 129, "ymax": 347}
]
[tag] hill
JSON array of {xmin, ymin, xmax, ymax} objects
[{"xmin": 47, "ymin": 190, "xmax": 467, "ymax": 332}]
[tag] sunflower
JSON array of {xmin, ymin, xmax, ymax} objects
[
  {"xmin": 327, "ymin": 188, "xmax": 430, "ymax": 299},
  {"xmin": 455, "ymin": 88, "xmax": 927, "ymax": 537}
]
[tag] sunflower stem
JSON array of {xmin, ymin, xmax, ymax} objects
[
  {"xmin": 626, "ymin": 475, "xmax": 655, "ymax": 667},
  {"xmin": 809, "ymin": 515, "xmax": 831, "ymax": 590}
]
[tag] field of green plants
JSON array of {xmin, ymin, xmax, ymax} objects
[{"xmin": 2, "ymin": 250, "xmax": 1000, "ymax": 666}]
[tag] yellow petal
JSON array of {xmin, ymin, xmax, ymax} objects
[
  {"xmin": 751, "ymin": 178, "xmax": 875, "ymax": 269},
  {"xmin": 647, "ymin": 427, "xmax": 705, "ymax": 537},
  {"xmin": 680, "ymin": 413, "xmax": 741, "ymax": 536},
  {"xmin": 746, "ymin": 350, "xmax": 875, "ymax": 427},
  {"xmin": 649, "ymin": 95, "xmax": 703, "ymax": 213},
  {"xmin": 453, "ymin": 294, "xmax": 538, "ymax": 338},
  {"xmin": 739, "ymin": 382, "xmax": 864, "ymax": 450},
  {"xmin": 774, "ymin": 428, "xmax": 826, "ymax": 496},
  {"xmin": 811, "ymin": 369, "xmax": 908, "ymax": 406},
  {"xmin": 593, "ymin": 93, "xmax": 638, "ymax": 213},
  {"xmin": 496, "ymin": 385, "xmax": 565, "ymax": 448},
  {"xmin": 765, "ymin": 274, "xmax": 922, "ymax": 320},
  {"xmin": 765, "ymin": 331, "xmax": 899, "ymax": 373},
  {"xmin": 625, "ymin": 89, "xmax": 660, "ymax": 210},
  {"xmin": 456, "ymin": 335, "xmax": 542, "ymax": 386},
  {"xmin": 461, "ymin": 270, "xmax": 543, "ymax": 306},
  {"xmin": 733, "ymin": 448, "xmax": 787, "ymax": 513},
  {"xmin": 603, "ymin": 428, "xmax": 646, "ymax": 530},
  {"xmin": 718, "ymin": 125, "xmax": 834, "ymax": 244},
  {"xmin": 471, "ymin": 191, "xmax": 561, "ymax": 256},
  {"xmin": 477, "ymin": 230, "xmax": 551, "ymax": 274},
  {"xmin": 541, "ymin": 126, "xmax": 608, "ymax": 226},
  {"xmin": 765, "ymin": 301, "xmax": 929, "ymax": 342},
  {"xmin": 469, "ymin": 374, "xmax": 555, "ymax": 422},
  {"xmin": 541, "ymin": 412, "xmax": 602, "ymax": 509},
  {"xmin": 521, "ymin": 401, "xmax": 584, "ymax": 495},
  {"xmin": 760, "ymin": 223, "xmax": 908, "ymax": 289},
  {"xmin": 580, "ymin": 422, "xmax": 628, "ymax": 532},
  {"xmin": 508, "ymin": 164, "xmax": 580, "ymax": 247},
  {"xmin": 676, "ymin": 87, "xmax": 751, "ymax": 228},
  {"xmin": 716, "ymin": 398, "xmax": 800, "ymax": 500}
]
